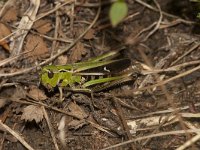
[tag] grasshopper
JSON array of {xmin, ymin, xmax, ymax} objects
[{"xmin": 40, "ymin": 49, "xmax": 138, "ymax": 101}]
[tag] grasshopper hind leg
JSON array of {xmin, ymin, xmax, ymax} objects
[{"xmin": 91, "ymin": 76, "xmax": 134, "ymax": 93}]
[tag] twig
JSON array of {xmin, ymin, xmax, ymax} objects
[
  {"xmin": 177, "ymin": 122, "xmax": 200, "ymax": 150},
  {"xmin": 141, "ymin": 60, "xmax": 200, "ymax": 74},
  {"xmin": 137, "ymin": 42, "xmax": 191, "ymax": 141},
  {"xmin": 159, "ymin": 19, "xmax": 188, "ymax": 29},
  {"xmin": 133, "ymin": 64, "xmax": 200, "ymax": 93},
  {"xmin": 70, "ymin": 3, "xmax": 75, "ymax": 33},
  {"xmin": 10, "ymin": 0, "xmax": 40, "ymax": 57},
  {"xmin": 0, "ymin": 0, "xmax": 73, "ymax": 44},
  {"xmin": 75, "ymin": 0, "xmax": 115, "ymax": 7},
  {"xmin": 137, "ymin": 36, "xmax": 197, "ymax": 91},
  {"xmin": 42, "ymin": 107, "xmax": 59, "ymax": 150},
  {"xmin": 0, "ymin": 48, "xmax": 37, "ymax": 67},
  {"xmin": 0, "ymin": 0, "xmax": 15, "ymax": 18},
  {"xmin": 142, "ymin": 0, "xmax": 163, "ymax": 42},
  {"xmin": 135, "ymin": 0, "xmax": 195, "ymax": 25},
  {"xmin": 0, "ymin": 132, "xmax": 6, "ymax": 150},
  {"xmin": 0, "ymin": 0, "xmax": 101, "ymax": 77},
  {"xmin": 30, "ymin": 30, "xmax": 73, "ymax": 43},
  {"xmin": 171, "ymin": 42, "xmax": 200, "ymax": 65},
  {"xmin": 0, "ymin": 121, "xmax": 35, "ymax": 150},
  {"xmin": 127, "ymin": 102, "xmax": 200, "ymax": 119},
  {"xmin": 111, "ymin": 96, "xmax": 136, "ymax": 149},
  {"xmin": 102, "ymin": 128, "xmax": 200, "ymax": 150},
  {"xmin": 35, "ymin": 0, "xmax": 74, "ymax": 22},
  {"xmin": 142, "ymin": 113, "xmax": 177, "ymax": 146},
  {"xmin": 50, "ymin": 7, "xmax": 60, "ymax": 57},
  {"xmin": 8, "ymin": 97, "xmax": 115, "ymax": 137}
]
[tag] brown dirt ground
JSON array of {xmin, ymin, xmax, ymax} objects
[{"xmin": 1, "ymin": 0, "xmax": 200, "ymax": 149}]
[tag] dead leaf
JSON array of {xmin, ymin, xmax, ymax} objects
[
  {"xmin": 24, "ymin": 34, "xmax": 48, "ymax": 57},
  {"xmin": 69, "ymin": 42, "xmax": 87, "ymax": 62},
  {"xmin": 1, "ymin": 7, "xmax": 17, "ymax": 22},
  {"xmin": 33, "ymin": 19, "xmax": 52, "ymax": 34},
  {"xmin": 68, "ymin": 119, "xmax": 88, "ymax": 130},
  {"xmin": 0, "ymin": 23, "xmax": 11, "ymax": 52},
  {"xmin": 68, "ymin": 102, "xmax": 88, "ymax": 119},
  {"xmin": 0, "ymin": 98, "xmax": 10, "ymax": 108},
  {"xmin": 28, "ymin": 86, "xmax": 47, "ymax": 101},
  {"xmin": 0, "ymin": 0, "xmax": 17, "ymax": 22},
  {"xmin": 21, "ymin": 105, "xmax": 43, "ymax": 123},
  {"xmin": 84, "ymin": 28, "xmax": 95, "ymax": 40},
  {"xmin": 57, "ymin": 55, "xmax": 68, "ymax": 65},
  {"xmin": 11, "ymin": 86, "xmax": 26, "ymax": 99},
  {"xmin": 0, "ymin": 40, "xmax": 10, "ymax": 51}
]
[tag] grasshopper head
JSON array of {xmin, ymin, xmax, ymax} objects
[
  {"xmin": 40, "ymin": 65, "xmax": 82, "ymax": 90},
  {"xmin": 40, "ymin": 66, "xmax": 59, "ymax": 90}
]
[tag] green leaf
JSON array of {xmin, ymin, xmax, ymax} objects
[
  {"xmin": 197, "ymin": 13, "xmax": 200, "ymax": 19},
  {"xmin": 109, "ymin": 1, "xmax": 128, "ymax": 27}
]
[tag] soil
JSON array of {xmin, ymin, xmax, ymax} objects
[{"xmin": 0, "ymin": 0, "xmax": 200, "ymax": 150}]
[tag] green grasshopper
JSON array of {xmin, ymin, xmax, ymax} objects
[{"xmin": 40, "ymin": 49, "xmax": 137, "ymax": 101}]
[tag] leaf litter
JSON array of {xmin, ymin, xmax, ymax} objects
[
  {"xmin": 28, "ymin": 85, "xmax": 47, "ymax": 101},
  {"xmin": 0, "ymin": 23, "xmax": 11, "ymax": 52},
  {"xmin": 32, "ymin": 19, "xmax": 53, "ymax": 34},
  {"xmin": 83, "ymin": 28, "xmax": 95, "ymax": 40},
  {"xmin": 21, "ymin": 105, "xmax": 44, "ymax": 123},
  {"xmin": 24, "ymin": 34, "xmax": 48, "ymax": 57},
  {"xmin": 0, "ymin": 0, "xmax": 17, "ymax": 22},
  {"xmin": 69, "ymin": 41, "xmax": 87, "ymax": 62},
  {"xmin": 1, "ymin": 0, "xmax": 200, "ymax": 150}
]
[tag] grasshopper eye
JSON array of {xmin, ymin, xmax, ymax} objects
[{"xmin": 47, "ymin": 71, "xmax": 54, "ymax": 79}]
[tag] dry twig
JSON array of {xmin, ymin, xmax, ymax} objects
[
  {"xmin": 0, "ymin": 121, "xmax": 34, "ymax": 150},
  {"xmin": 10, "ymin": 0, "xmax": 40, "ymax": 57},
  {"xmin": 42, "ymin": 107, "xmax": 59, "ymax": 150}
]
